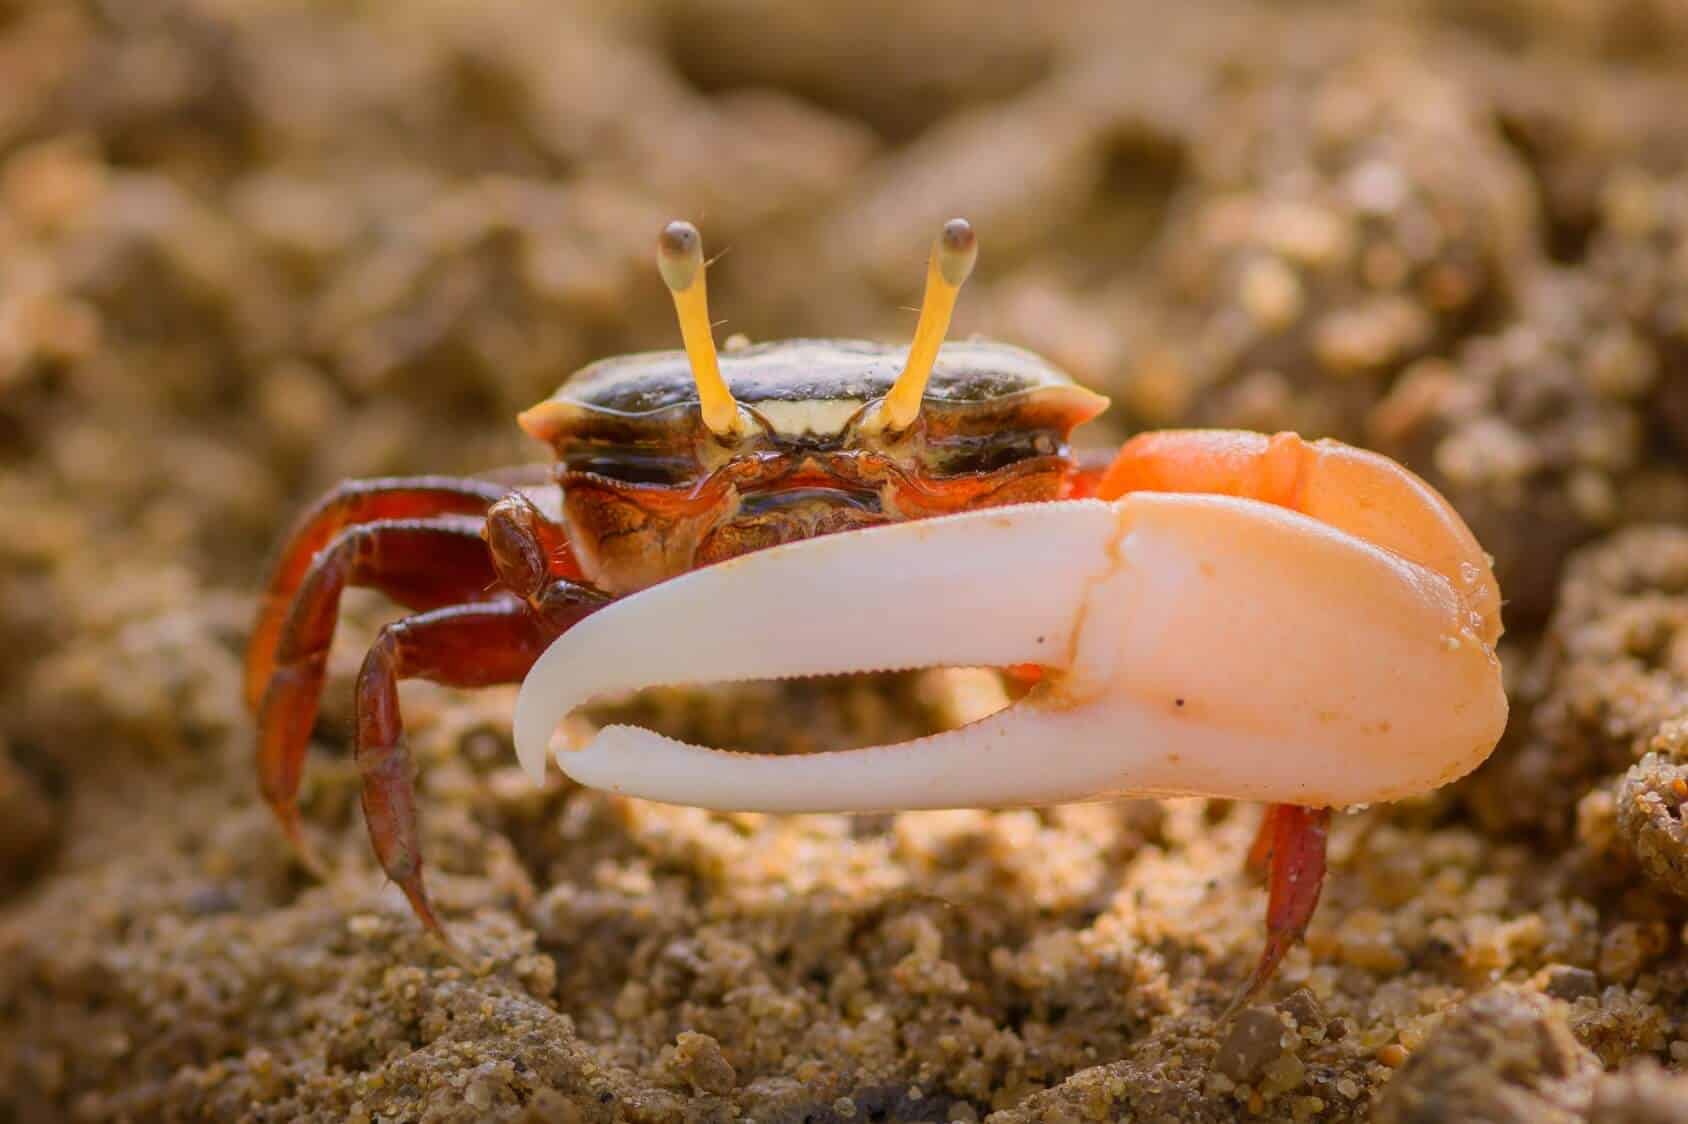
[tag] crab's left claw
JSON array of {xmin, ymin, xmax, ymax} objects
[{"xmin": 513, "ymin": 493, "xmax": 1508, "ymax": 812}]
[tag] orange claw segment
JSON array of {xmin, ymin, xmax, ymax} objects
[
  {"xmin": 1098, "ymin": 430, "xmax": 1502, "ymax": 647},
  {"xmin": 1097, "ymin": 429, "xmax": 1286, "ymax": 503}
]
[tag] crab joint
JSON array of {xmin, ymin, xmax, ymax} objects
[
  {"xmin": 874, "ymin": 218, "xmax": 979, "ymax": 434},
  {"xmin": 658, "ymin": 220, "xmax": 743, "ymax": 439}
]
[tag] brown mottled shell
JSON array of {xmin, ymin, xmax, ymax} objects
[
  {"xmin": 520, "ymin": 338, "xmax": 1110, "ymax": 593},
  {"xmin": 517, "ymin": 338, "xmax": 1108, "ymax": 449}
]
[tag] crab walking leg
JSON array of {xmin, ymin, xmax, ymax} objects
[
  {"xmin": 355, "ymin": 600, "xmax": 588, "ymax": 937},
  {"xmin": 245, "ymin": 477, "xmax": 510, "ymax": 711},
  {"xmin": 483, "ymin": 491, "xmax": 595, "ymax": 606},
  {"xmin": 256, "ymin": 516, "xmax": 502, "ymax": 863},
  {"xmin": 1227, "ymin": 805, "xmax": 1332, "ymax": 1014},
  {"xmin": 1245, "ymin": 803, "xmax": 1287, "ymax": 878},
  {"xmin": 517, "ymin": 492, "xmax": 1508, "ymax": 811}
]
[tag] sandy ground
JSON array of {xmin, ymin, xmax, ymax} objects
[{"xmin": 2, "ymin": 1, "xmax": 1687, "ymax": 1120}]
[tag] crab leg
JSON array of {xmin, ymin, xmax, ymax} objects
[
  {"xmin": 1228, "ymin": 804, "xmax": 1332, "ymax": 1013},
  {"xmin": 252, "ymin": 480, "xmax": 602, "ymax": 935},
  {"xmin": 355, "ymin": 600, "xmax": 570, "ymax": 935},
  {"xmin": 1246, "ymin": 804, "xmax": 1287, "ymax": 877},
  {"xmin": 514, "ymin": 493, "xmax": 1507, "ymax": 813},
  {"xmin": 245, "ymin": 477, "xmax": 510, "ymax": 711},
  {"xmin": 256, "ymin": 515, "xmax": 503, "ymax": 860}
]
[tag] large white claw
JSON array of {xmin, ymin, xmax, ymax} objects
[{"xmin": 513, "ymin": 494, "xmax": 1508, "ymax": 812}]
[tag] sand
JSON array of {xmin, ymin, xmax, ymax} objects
[{"xmin": 2, "ymin": 1, "xmax": 1686, "ymax": 1120}]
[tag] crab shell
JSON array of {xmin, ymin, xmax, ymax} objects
[
  {"xmin": 511, "ymin": 415, "xmax": 1509, "ymax": 814},
  {"xmin": 516, "ymin": 339, "xmax": 1108, "ymax": 595}
]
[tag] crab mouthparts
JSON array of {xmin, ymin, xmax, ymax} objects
[{"xmin": 512, "ymin": 501, "xmax": 1123, "ymax": 810}]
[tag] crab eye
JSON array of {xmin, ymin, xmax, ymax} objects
[
  {"xmin": 657, "ymin": 221, "xmax": 747, "ymax": 441},
  {"xmin": 872, "ymin": 218, "xmax": 978, "ymax": 434}
]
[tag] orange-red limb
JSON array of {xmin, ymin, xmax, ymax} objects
[
  {"xmin": 483, "ymin": 492, "xmax": 611, "ymax": 627},
  {"xmin": 254, "ymin": 516, "xmax": 504, "ymax": 866},
  {"xmin": 1227, "ymin": 804, "xmax": 1331, "ymax": 1015},
  {"xmin": 355, "ymin": 600, "xmax": 590, "ymax": 937},
  {"xmin": 483, "ymin": 492, "xmax": 585, "ymax": 599},
  {"xmin": 245, "ymin": 477, "xmax": 510, "ymax": 711},
  {"xmin": 1246, "ymin": 803, "xmax": 1287, "ymax": 878}
]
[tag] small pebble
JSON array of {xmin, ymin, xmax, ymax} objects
[
  {"xmin": 1377, "ymin": 1043, "xmax": 1409, "ymax": 1068},
  {"xmin": 1217, "ymin": 1007, "xmax": 1287, "ymax": 1083},
  {"xmin": 673, "ymin": 1031, "xmax": 737, "ymax": 1096},
  {"xmin": 1544, "ymin": 965, "xmax": 1599, "ymax": 1002}
]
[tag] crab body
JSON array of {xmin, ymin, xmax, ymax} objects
[
  {"xmin": 516, "ymin": 339, "xmax": 1105, "ymax": 594},
  {"xmin": 245, "ymin": 220, "xmax": 1506, "ymax": 1009}
]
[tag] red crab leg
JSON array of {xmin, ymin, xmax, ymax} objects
[
  {"xmin": 1245, "ymin": 803, "xmax": 1287, "ymax": 877},
  {"xmin": 356, "ymin": 570, "xmax": 606, "ymax": 935},
  {"xmin": 245, "ymin": 477, "xmax": 510, "ymax": 712},
  {"xmin": 354, "ymin": 599, "xmax": 589, "ymax": 936},
  {"xmin": 256, "ymin": 516, "xmax": 503, "ymax": 866},
  {"xmin": 1227, "ymin": 805, "xmax": 1331, "ymax": 1014},
  {"xmin": 483, "ymin": 492, "xmax": 585, "ymax": 602}
]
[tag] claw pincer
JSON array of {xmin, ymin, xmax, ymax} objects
[{"xmin": 518, "ymin": 485, "xmax": 1505, "ymax": 808}]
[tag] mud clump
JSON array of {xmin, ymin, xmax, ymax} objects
[
  {"xmin": 1464, "ymin": 526, "xmax": 1688, "ymax": 859},
  {"xmin": 1371, "ymin": 990, "xmax": 1600, "ymax": 1124},
  {"xmin": 1121, "ymin": 55, "xmax": 1535, "ymax": 441},
  {"xmin": 1618, "ymin": 746, "xmax": 1688, "ymax": 899},
  {"xmin": 1589, "ymin": 1061, "xmax": 1688, "ymax": 1124}
]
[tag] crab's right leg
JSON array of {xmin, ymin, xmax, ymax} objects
[
  {"xmin": 353, "ymin": 498, "xmax": 607, "ymax": 937},
  {"xmin": 258, "ymin": 485, "xmax": 609, "ymax": 936},
  {"xmin": 1225, "ymin": 805, "xmax": 1331, "ymax": 1015},
  {"xmin": 354, "ymin": 599, "xmax": 590, "ymax": 937},
  {"xmin": 1245, "ymin": 803, "xmax": 1287, "ymax": 877},
  {"xmin": 246, "ymin": 477, "xmax": 511, "ymax": 711},
  {"xmin": 256, "ymin": 515, "xmax": 507, "ymax": 864}
]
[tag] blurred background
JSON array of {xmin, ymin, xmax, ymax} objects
[{"xmin": 2, "ymin": 1, "xmax": 1688, "ymax": 1120}]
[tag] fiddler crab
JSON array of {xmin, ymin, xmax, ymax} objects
[{"xmin": 246, "ymin": 218, "xmax": 1507, "ymax": 1008}]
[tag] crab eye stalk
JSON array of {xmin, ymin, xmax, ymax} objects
[
  {"xmin": 658, "ymin": 220, "xmax": 744, "ymax": 439},
  {"xmin": 876, "ymin": 218, "xmax": 978, "ymax": 434}
]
